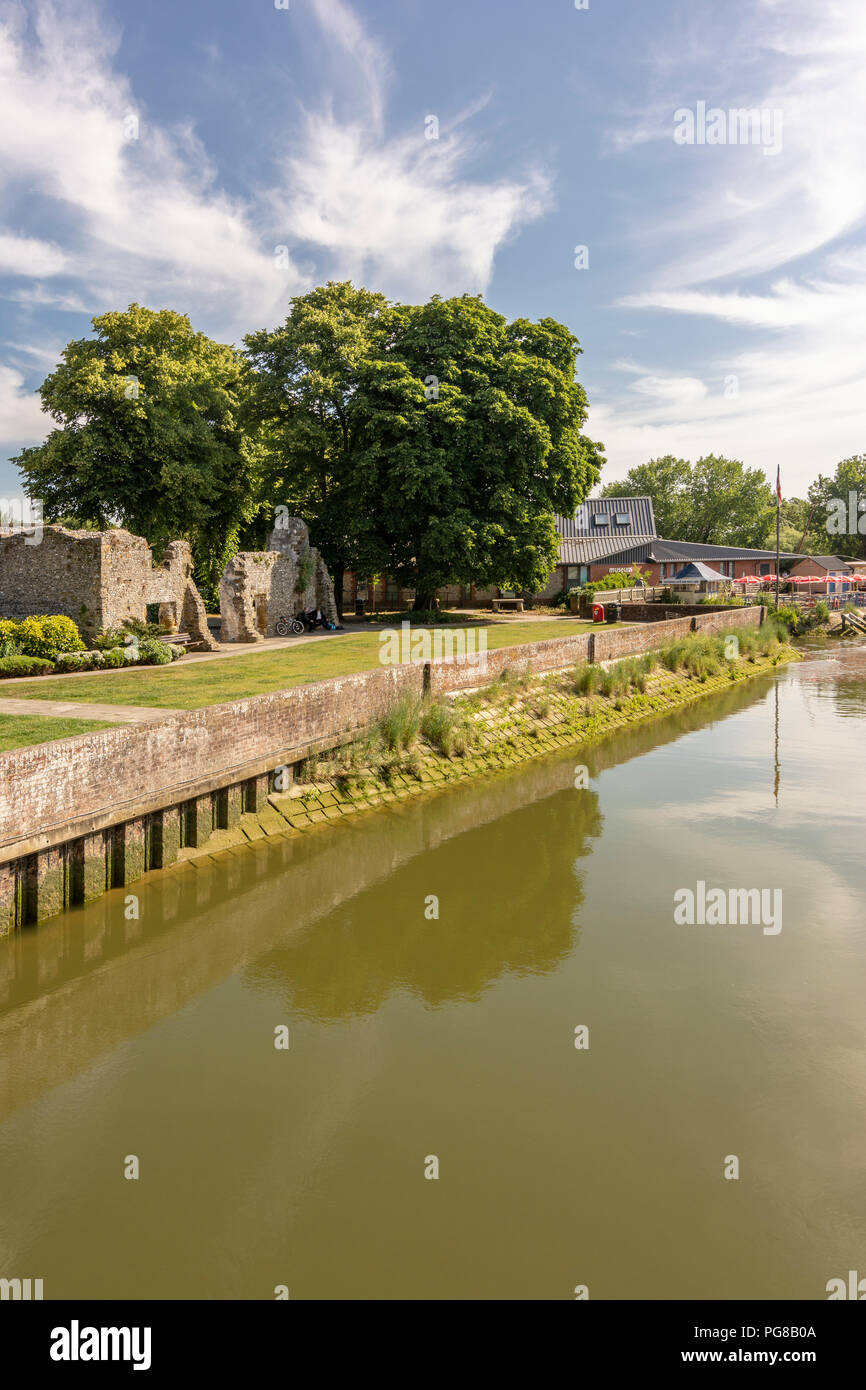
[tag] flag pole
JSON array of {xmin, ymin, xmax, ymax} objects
[{"xmin": 775, "ymin": 466, "xmax": 782, "ymax": 610}]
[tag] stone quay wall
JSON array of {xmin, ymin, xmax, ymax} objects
[{"xmin": 0, "ymin": 605, "xmax": 764, "ymax": 931}]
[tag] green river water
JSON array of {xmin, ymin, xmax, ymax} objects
[{"xmin": 1, "ymin": 640, "xmax": 864, "ymax": 1299}]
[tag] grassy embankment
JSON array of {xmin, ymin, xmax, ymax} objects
[
  {"xmin": 178, "ymin": 623, "xmax": 798, "ymax": 855},
  {"xmin": 3, "ymin": 618, "xmax": 600, "ymax": 712}
]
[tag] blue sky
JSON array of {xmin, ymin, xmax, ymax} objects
[{"xmin": 1, "ymin": 0, "xmax": 864, "ymax": 499}]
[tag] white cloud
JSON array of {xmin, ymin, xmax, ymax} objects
[
  {"xmin": 0, "ymin": 365, "xmax": 47, "ymax": 444},
  {"xmin": 0, "ymin": 233, "xmax": 67, "ymax": 277},
  {"xmin": 281, "ymin": 115, "xmax": 549, "ymax": 301},
  {"xmin": 597, "ymin": 0, "xmax": 866, "ymax": 491},
  {"xmin": 0, "ymin": 0, "xmax": 547, "ymax": 348}
]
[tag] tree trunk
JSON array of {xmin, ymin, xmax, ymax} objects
[
  {"xmin": 413, "ymin": 590, "xmax": 437, "ymax": 612},
  {"xmin": 333, "ymin": 559, "xmax": 345, "ymax": 621}
]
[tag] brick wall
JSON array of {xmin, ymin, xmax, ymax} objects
[
  {"xmin": 0, "ymin": 662, "xmax": 426, "ymax": 858},
  {"xmin": 429, "ymin": 631, "xmax": 593, "ymax": 695},
  {"xmin": 0, "ymin": 604, "xmax": 764, "ymax": 867},
  {"xmin": 618, "ymin": 602, "xmax": 745, "ymax": 622}
]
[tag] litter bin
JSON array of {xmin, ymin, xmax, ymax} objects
[
  {"xmin": 592, "ymin": 602, "xmax": 605, "ymax": 624},
  {"xmin": 354, "ymin": 598, "xmax": 366, "ymax": 616},
  {"xmin": 604, "ymin": 602, "xmax": 621, "ymax": 624}
]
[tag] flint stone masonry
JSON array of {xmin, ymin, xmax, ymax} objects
[
  {"xmin": 0, "ymin": 606, "xmax": 764, "ymax": 931},
  {"xmin": 219, "ymin": 518, "xmax": 337, "ymax": 641},
  {"xmin": 0, "ymin": 525, "xmax": 217, "ymax": 650}
]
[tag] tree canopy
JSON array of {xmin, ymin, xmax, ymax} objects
[
  {"xmin": 247, "ymin": 284, "xmax": 604, "ymax": 608},
  {"xmin": 13, "ymin": 304, "xmax": 255, "ymax": 597},
  {"xmin": 601, "ymin": 454, "xmax": 774, "ymax": 547},
  {"xmin": 807, "ymin": 454, "xmax": 866, "ymax": 559}
]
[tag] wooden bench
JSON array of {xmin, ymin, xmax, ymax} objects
[{"xmin": 491, "ymin": 597, "xmax": 524, "ymax": 612}]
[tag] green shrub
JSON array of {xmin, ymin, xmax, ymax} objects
[
  {"xmin": 379, "ymin": 693, "xmax": 421, "ymax": 750},
  {"xmin": 813, "ymin": 600, "xmax": 830, "ymax": 623},
  {"xmin": 0, "ymin": 618, "xmax": 22, "ymax": 656},
  {"xmin": 295, "ymin": 554, "xmax": 316, "ymax": 595},
  {"xmin": 93, "ymin": 627, "xmax": 127, "ymax": 650},
  {"xmin": 17, "ymin": 614, "xmax": 85, "ymax": 660},
  {"xmin": 0, "ymin": 654, "xmax": 56, "ymax": 677},
  {"xmin": 169, "ymin": 644, "xmax": 185, "ymax": 661},
  {"xmin": 660, "ymin": 638, "xmax": 689, "ymax": 671},
  {"xmin": 420, "ymin": 699, "xmax": 456, "ymax": 754},
  {"xmin": 122, "ymin": 616, "xmax": 163, "ymax": 639},
  {"xmin": 137, "ymin": 637, "xmax": 172, "ymax": 666},
  {"xmin": 772, "ymin": 605, "xmax": 799, "ymax": 632},
  {"xmin": 582, "ymin": 573, "xmax": 631, "ymax": 596},
  {"xmin": 103, "ymin": 647, "xmax": 128, "ymax": 668},
  {"xmin": 54, "ymin": 649, "xmax": 107, "ymax": 672},
  {"xmin": 573, "ymin": 663, "xmax": 602, "ymax": 695}
]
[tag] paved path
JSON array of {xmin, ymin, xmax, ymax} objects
[{"xmin": 0, "ymin": 698, "xmax": 182, "ymax": 723}]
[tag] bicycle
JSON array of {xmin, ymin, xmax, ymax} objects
[{"xmin": 274, "ymin": 615, "xmax": 305, "ymax": 636}]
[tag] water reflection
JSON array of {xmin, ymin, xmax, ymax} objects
[{"xmin": 4, "ymin": 659, "xmax": 860, "ymax": 1300}]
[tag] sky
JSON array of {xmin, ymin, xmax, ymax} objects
[{"xmin": 1, "ymin": 0, "xmax": 865, "ymax": 500}]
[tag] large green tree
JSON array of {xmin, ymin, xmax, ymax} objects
[
  {"xmin": 600, "ymin": 456, "xmax": 691, "ymax": 536},
  {"xmin": 13, "ymin": 304, "xmax": 255, "ymax": 598},
  {"xmin": 771, "ymin": 495, "xmax": 825, "ymax": 555},
  {"xmin": 350, "ymin": 294, "xmax": 604, "ymax": 608},
  {"xmin": 244, "ymin": 282, "xmax": 391, "ymax": 612},
  {"xmin": 807, "ymin": 454, "xmax": 866, "ymax": 559},
  {"xmin": 602, "ymin": 454, "xmax": 773, "ymax": 547},
  {"xmin": 248, "ymin": 285, "xmax": 603, "ymax": 611}
]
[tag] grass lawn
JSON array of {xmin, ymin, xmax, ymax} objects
[
  {"xmin": 0, "ymin": 714, "xmax": 118, "ymax": 753},
  {"xmin": 3, "ymin": 619, "xmax": 600, "ymax": 710}
]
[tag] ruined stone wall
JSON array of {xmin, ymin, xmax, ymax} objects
[
  {"xmin": 0, "ymin": 527, "xmax": 104, "ymax": 636},
  {"xmin": 219, "ymin": 553, "xmax": 279, "ymax": 642},
  {"xmin": 219, "ymin": 518, "xmax": 338, "ymax": 640},
  {"xmin": 0, "ymin": 525, "xmax": 217, "ymax": 649},
  {"xmin": 97, "ymin": 530, "xmax": 156, "ymax": 633}
]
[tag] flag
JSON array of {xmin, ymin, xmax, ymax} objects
[{"xmin": 776, "ymin": 466, "xmax": 783, "ymax": 506}]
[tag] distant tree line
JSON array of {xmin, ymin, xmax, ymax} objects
[{"xmin": 600, "ymin": 454, "xmax": 866, "ymax": 559}]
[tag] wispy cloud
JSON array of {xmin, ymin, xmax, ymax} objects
[
  {"xmin": 0, "ymin": 366, "xmax": 46, "ymax": 448},
  {"xmin": 0, "ymin": 0, "xmax": 549, "ymax": 455},
  {"xmin": 598, "ymin": 0, "xmax": 866, "ymax": 489}
]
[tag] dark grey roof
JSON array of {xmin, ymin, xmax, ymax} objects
[
  {"xmin": 555, "ymin": 496, "xmax": 658, "ymax": 564},
  {"xmin": 794, "ymin": 555, "xmax": 852, "ymax": 572},
  {"xmin": 573, "ymin": 538, "xmax": 804, "ymax": 566},
  {"xmin": 558, "ymin": 533, "xmax": 658, "ymax": 564},
  {"xmin": 555, "ymin": 496, "xmax": 657, "ymax": 539}
]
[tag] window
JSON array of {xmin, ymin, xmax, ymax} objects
[
  {"xmin": 592, "ymin": 513, "xmax": 609, "ymax": 527},
  {"xmin": 614, "ymin": 512, "xmax": 630, "ymax": 526},
  {"xmin": 760, "ymin": 563, "xmax": 771, "ymax": 575}
]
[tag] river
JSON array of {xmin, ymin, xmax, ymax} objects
[{"xmin": 1, "ymin": 640, "xmax": 864, "ymax": 1299}]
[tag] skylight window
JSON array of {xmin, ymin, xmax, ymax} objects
[
  {"xmin": 614, "ymin": 512, "xmax": 630, "ymax": 525},
  {"xmin": 592, "ymin": 513, "xmax": 609, "ymax": 526}
]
